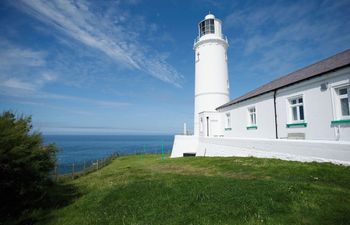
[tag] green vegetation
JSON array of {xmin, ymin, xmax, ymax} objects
[
  {"xmin": 35, "ymin": 154, "xmax": 350, "ymax": 225},
  {"xmin": 0, "ymin": 111, "xmax": 57, "ymax": 224}
]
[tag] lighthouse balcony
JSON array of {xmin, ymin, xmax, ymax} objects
[{"xmin": 194, "ymin": 34, "xmax": 228, "ymax": 46}]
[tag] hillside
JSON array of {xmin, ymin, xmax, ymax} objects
[{"xmin": 37, "ymin": 154, "xmax": 350, "ymax": 225}]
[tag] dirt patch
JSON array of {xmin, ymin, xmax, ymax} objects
[{"xmin": 149, "ymin": 163, "xmax": 271, "ymax": 180}]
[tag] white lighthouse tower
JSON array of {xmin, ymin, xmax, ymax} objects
[{"xmin": 193, "ymin": 13, "xmax": 230, "ymax": 136}]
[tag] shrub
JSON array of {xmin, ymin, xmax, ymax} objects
[{"xmin": 0, "ymin": 111, "xmax": 57, "ymax": 219}]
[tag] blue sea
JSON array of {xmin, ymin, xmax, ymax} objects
[{"xmin": 43, "ymin": 135, "xmax": 174, "ymax": 174}]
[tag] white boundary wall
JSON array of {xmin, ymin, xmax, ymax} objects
[
  {"xmin": 171, "ymin": 135, "xmax": 199, "ymax": 158},
  {"xmin": 171, "ymin": 135, "xmax": 350, "ymax": 165}
]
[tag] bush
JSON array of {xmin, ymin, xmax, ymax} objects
[{"xmin": 0, "ymin": 111, "xmax": 57, "ymax": 220}]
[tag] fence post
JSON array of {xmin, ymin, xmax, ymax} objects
[
  {"xmin": 161, "ymin": 141, "xmax": 164, "ymax": 161},
  {"xmin": 143, "ymin": 144, "xmax": 145, "ymax": 160},
  {"xmin": 55, "ymin": 164, "xmax": 58, "ymax": 181},
  {"xmin": 97, "ymin": 160, "xmax": 99, "ymax": 170},
  {"xmin": 72, "ymin": 163, "xmax": 75, "ymax": 179}
]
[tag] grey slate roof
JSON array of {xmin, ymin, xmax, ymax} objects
[{"xmin": 217, "ymin": 49, "xmax": 350, "ymax": 110}]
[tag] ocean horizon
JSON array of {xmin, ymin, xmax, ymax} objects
[{"xmin": 43, "ymin": 134, "xmax": 174, "ymax": 166}]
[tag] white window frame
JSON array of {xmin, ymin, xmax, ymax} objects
[
  {"xmin": 247, "ymin": 107, "xmax": 256, "ymax": 126},
  {"xmin": 225, "ymin": 113, "xmax": 231, "ymax": 128},
  {"xmin": 288, "ymin": 95, "xmax": 305, "ymax": 123},
  {"xmin": 333, "ymin": 85, "xmax": 350, "ymax": 120}
]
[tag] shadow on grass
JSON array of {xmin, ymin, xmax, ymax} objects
[{"xmin": 2, "ymin": 181, "xmax": 81, "ymax": 225}]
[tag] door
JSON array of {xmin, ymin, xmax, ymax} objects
[{"xmin": 206, "ymin": 116, "xmax": 209, "ymax": 137}]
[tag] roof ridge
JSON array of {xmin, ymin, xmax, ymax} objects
[{"xmin": 273, "ymin": 48, "xmax": 350, "ymax": 82}]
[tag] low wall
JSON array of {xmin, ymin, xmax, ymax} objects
[
  {"xmin": 171, "ymin": 135, "xmax": 350, "ymax": 165},
  {"xmin": 171, "ymin": 135, "xmax": 199, "ymax": 158}
]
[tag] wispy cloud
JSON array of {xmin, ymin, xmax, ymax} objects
[
  {"xmin": 0, "ymin": 72, "xmax": 57, "ymax": 92},
  {"xmin": 1, "ymin": 98, "xmax": 94, "ymax": 116},
  {"xmin": 0, "ymin": 38, "xmax": 57, "ymax": 92},
  {"xmin": 0, "ymin": 38, "xmax": 46, "ymax": 68},
  {"xmin": 14, "ymin": 0, "xmax": 183, "ymax": 86},
  {"xmin": 2, "ymin": 78, "xmax": 36, "ymax": 91},
  {"xmin": 224, "ymin": 0, "xmax": 350, "ymax": 88},
  {"xmin": 0, "ymin": 82, "xmax": 131, "ymax": 109},
  {"xmin": 0, "ymin": 41, "xmax": 130, "ymax": 111},
  {"xmin": 39, "ymin": 92, "xmax": 131, "ymax": 108},
  {"xmin": 42, "ymin": 125, "xmax": 166, "ymax": 132}
]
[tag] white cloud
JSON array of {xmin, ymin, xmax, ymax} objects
[
  {"xmin": 40, "ymin": 92, "xmax": 131, "ymax": 108},
  {"xmin": 0, "ymin": 39, "xmax": 46, "ymax": 68},
  {"xmin": 2, "ymin": 78, "xmax": 36, "ymax": 91},
  {"xmin": 2, "ymin": 99, "xmax": 94, "ymax": 116},
  {"xmin": 41, "ymin": 73, "xmax": 57, "ymax": 82},
  {"xmin": 14, "ymin": 0, "xmax": 183, "ymax": 86},
  {"xmin": 0, "ymin": 79, "xmax": 131, "ymax": 109},
  {"xmin": 225, "ymin": 0, "xmax": 350, "ymax": 85},
  {"xmin": 0, "ymin": 39, "xmax": 57, "ymax": 92},
  {"xmin": 0, "ymin": 72, "xmax": 57, "ymax": 92}
]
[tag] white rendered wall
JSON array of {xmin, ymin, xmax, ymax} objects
[
  {"xmin": 198, "ymin": 111, "xmax": 224, "ymax": 137},
  {"xmin": 171, "ymin": 135, "xmax": 350, "ymax": 165},
  {"xmin": 195, "ymin": 137, "xmax": 350, "ymax": 165},
  {"xmin": 275, "ymin": 67, "xmax": 350, "ymax": 141},
  {"xmin": 218, "ymin": 93, "xmax": 276, "ymax": 139},
  {"xmin": 171, "ymin": 135, "xmax": 199, "ymax": 158}
]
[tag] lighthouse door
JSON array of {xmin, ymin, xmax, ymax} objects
[{"xmin": 206, "ymin": 117, "xmax": 209, "ymax": 137}]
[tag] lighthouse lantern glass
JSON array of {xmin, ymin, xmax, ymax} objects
[{"xmin": 199, "ymin": 19, "xmax": 215, "ymax": 37}]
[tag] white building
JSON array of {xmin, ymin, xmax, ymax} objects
[{"xmin": 171, "ymin": 13, "xmax": 350, "ymax": 165}]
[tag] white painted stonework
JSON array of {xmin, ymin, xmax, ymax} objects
[
  {"xmin": 171, "ymin": 13, "xmax": 350, "ymax": 165},
  {"xmin": 193, "ymin": 14, "xmax": 229, "ymax": 136},
  {"xmin": 171, "ymin": 135, "xmax": 199, "ymax": 158},
  {"xmin": 171, "ymin": 136, "xmax": 350, "ymax": 165}
]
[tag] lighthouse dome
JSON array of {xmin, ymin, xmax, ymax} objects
[{"xmin": 205, "ymin": 13, "xmax": 215, "ymax": 19}]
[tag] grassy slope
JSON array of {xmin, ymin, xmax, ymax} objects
[{"xmin": 39, "ymin": 155, "xmax": 350, "ymax": 225}]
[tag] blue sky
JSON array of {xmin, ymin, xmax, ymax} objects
[{"xmin": 0, "ymin": 0, "xmax": 349, "ymax": 135}]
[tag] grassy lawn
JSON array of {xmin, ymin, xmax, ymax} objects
[{"xmin": 36, "ymin": 154, "xmax": 350, "ymax": 225}]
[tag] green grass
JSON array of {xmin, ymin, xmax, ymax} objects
[{"xmin": 36, "ymin": 155, "xmax": 350, "ymax": 225}]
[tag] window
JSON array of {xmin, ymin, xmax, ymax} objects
[
  {"xmin": 226, "ymin": 113, "xmax": 231, "ymax": 128},
  {"xmin": 196, "ymin": 51, "xmax": 200, "ymax": 62},
  {"xmin": 289, "ymin": 96, "xmax": 304, "ymax": 122},
  {"xmin": 199, "ymin": 19, "xmax": 215, "ymax": 37},
  {"xmin": 248, "ymin": 107, "xmax": 256, "ymax": 125},
  {"xmin": 200, "ymin": 117, "xmax": 203, "ymax": 132},
  {"xmin": 336, "ymin": 86, "xmax": 350, "ymax": 119}
]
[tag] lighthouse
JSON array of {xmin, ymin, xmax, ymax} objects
[
  {"xmin": 193, "ymin": 13, "xmax": 230, "ymax": 136},
  {"xmin": 172, "ymin": 13, "xmax": 350, "ymax": 160}
]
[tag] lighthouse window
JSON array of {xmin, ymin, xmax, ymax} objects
[{"xmin": 199, "ymin": 19, "xmax": 215, "ymax": 37}]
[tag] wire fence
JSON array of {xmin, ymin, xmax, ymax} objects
[
  {"xmin": 52, "ymin": 147, "xmax": 172, "ymax": 180},
  {"xmin": 52, "ymin": 153, "xmax": 119, "ymax": 180}
]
